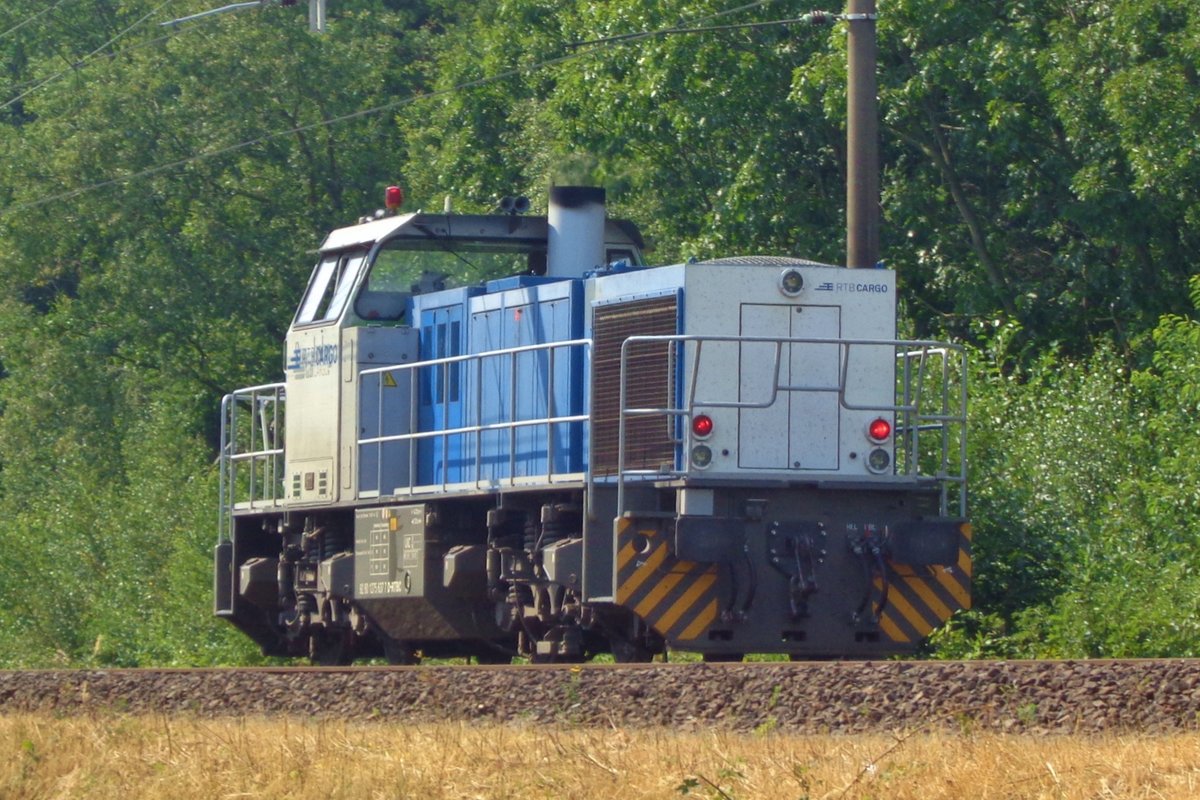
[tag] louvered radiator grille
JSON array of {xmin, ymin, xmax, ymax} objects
[{"xmin": 591, "ymin": 295, "xmax": 678, "ymax": 475}]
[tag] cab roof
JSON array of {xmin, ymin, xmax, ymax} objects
[{"xmin": 319, "ymin": 211, "xmax": 646, "ymax": 254}]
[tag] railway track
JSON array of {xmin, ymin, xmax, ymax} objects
[{"xmin": 2, "ymin": 660, "xmax": 1199, "ymax": 734}]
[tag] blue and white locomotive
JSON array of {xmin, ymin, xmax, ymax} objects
[{"xmin": 215, "ymin": 185, "xmax": 970, "ymax": 664}]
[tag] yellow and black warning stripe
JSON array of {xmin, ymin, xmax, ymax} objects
[
  {"xmin": 877, "ymin": 523, "xmax": 973, "ymax": 644},
  {"xmin": 614, "ymin": 518, "xmax": 720, "ymax": 642}
]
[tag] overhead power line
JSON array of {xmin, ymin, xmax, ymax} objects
[
  {"xmin": 3, "ymin": 24, "xmax": 206, "ymax": 98},
  {"xmin": 0, "ymin": 0, "xmax": 76, "ymax": 42},
  {"xmin": 3, "ymin": 0, "xmax": 807, "ymax": 216},
  {"xmin": 0, "ymin": 0, "xmax": 179, "ymax": 115},
  {"xmin": 570, "ymin": 8, "xmax": 846, "ymax": 49}
]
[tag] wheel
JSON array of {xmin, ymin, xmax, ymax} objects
[
  {"xmin": 600, "ymin": 616, "xmax": 662, "ymax": 663},
  {"xmin": 309, "ymin": 631, "xmax": 354, "ymax": 666},
  {"xmin": 609, "ymin": 635, "xmax": 655, "ymax": 663},
  {"xmin": 473, "ymin": 653, "xmax": 512, "ymax": 665},
  {"xmin": 471, "ymin": 646, "xmax": 514, "ymax": 665},
  {"xmin": 382, "ymin": 637, "xmax": 420, "ymax": 665}
]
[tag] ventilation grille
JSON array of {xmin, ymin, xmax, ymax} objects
[{"xmin": 592, "ymin": 295, "xmax": 678, "ymax": 475}]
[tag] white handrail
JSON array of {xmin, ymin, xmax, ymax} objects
[
  {"xmin": 615, "ymin": 335, "xmax": 967, "ymax": 516},
  {"xmin": 218, "ymin": 382, "xmax": 285, "ymax": 544}
]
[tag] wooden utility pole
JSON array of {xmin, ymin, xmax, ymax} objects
[{"xmin": 845, "ymin": 0, "xmax": 878, "ymax": 269}]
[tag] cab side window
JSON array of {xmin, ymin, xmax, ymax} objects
[
  {"xmin": 295, "ymin": 251, "xmax": 368, "ymax": 325},
  {"xmin": 354, "ymin": 248, "xmax": 414, "ymax": 322}
]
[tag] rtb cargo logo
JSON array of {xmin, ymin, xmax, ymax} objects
[
  {"xmin": 287, "ymin": 343, "xmax": 338, "ymax": 377},
  {"xmin": 814, "ymin": 281, "xmax": 889, "ymax": 294}
]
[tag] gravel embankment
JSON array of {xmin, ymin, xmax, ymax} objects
[{"xmin": 2, "ymin": 660, "xmax": 1199, "ymax": 734}]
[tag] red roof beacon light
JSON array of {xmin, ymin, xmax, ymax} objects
[
  {"xmin": 867, "ymin": 417, "xmax": 892, "ymax": 442},
  {"xmin": 692, "ymin": 413, "xmax": 714, "ymax": 439},
  {"xmin": 385, "ymin": 185, "xmax": 405, "ymax": 211}
]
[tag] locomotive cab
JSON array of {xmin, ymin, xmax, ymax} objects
[{"xmin": 281, "ymin": 204, "xmax": 646, "ymax": 507}]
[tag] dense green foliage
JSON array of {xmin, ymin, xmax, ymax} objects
[
  {"xmin": 937, "ymin": 294, "xmax": 1200, "ymax": 658},
  {"xmin": 0, "ymin": 0, "xmax": 1195, "ymax": 664}
]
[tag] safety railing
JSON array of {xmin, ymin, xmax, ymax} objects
[
  {"xmin": 358, "ymin": 339, "xmax": 591, "ymax": 496},
  {"xmin": 219, "ymin": 337, "xmax": 966, "ymax": 532},
  {"xmin": 218, "ymin": 382, "xmax": 286, "ymax": 543},
  {"xmin": 895, "ymin": 344, "xmax": 968, "ymax": 516},
  {"xmin": 615, "ymin": 336, "xmax": 967, "ymax": 517}
]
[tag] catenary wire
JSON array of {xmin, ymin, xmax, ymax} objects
[{"xmin": 2, "ymin": 0, "xmax": 805, "ymax": 216}]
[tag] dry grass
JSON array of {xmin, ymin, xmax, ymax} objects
[{"xmin": 2, "ymin": 713, "xmax": 1200, "ymax": 799}]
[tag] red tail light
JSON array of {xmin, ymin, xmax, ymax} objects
[
  {"xmin": 868, "ymin": 418, "xmax": 891, "ymax": 442},
  {"xmin": 692, "ymin": 414, "xmax": 714, "ymax": 438}
]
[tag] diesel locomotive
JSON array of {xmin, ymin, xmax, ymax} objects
[{"xmin": 214, "ymin": 184, "xmax": 970, "ymax": 664}]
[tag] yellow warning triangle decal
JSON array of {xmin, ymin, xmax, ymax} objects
[{"xmin": 383, "ymin": 372, "xmax": 397, "ymax": 388}]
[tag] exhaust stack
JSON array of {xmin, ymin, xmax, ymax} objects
[{"xmin": 547, "ymin": 186, "xmax": 606, "ymax": 279}]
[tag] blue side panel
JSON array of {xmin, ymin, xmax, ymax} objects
[
  {"xmin": 466, "ymin": 278, "xmax": 584, "ymax": 482},
  {"xmin": 412, "ymin": 286, "xmax": 482, "ymax": 485}
]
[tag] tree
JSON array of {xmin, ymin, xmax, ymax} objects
[{"xmin": 0, "ymin": 0, "xmax": 434, "ymax": 665}]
